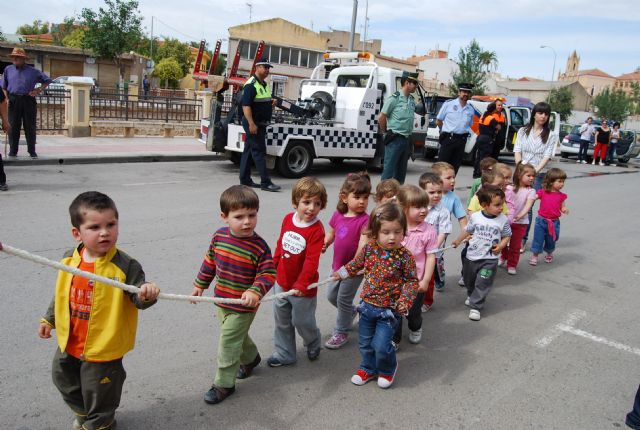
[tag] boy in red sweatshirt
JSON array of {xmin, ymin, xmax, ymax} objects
[{"xmin": 267, "ymin": 177, "xmax": 327, "ymax": 366}]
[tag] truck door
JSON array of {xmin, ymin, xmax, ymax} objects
[
  {"xmin": 615, "ymin": 130, "xmax": 637, "ymax": 161},
  {"xmin": 505, "ymin": 107, "xmax": 529, "ymax": 152}
]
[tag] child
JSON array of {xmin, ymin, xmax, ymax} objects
[
  {"xmin": 38, "ymin": 192, "xmax": 160, "ymax": 430},
  {"xmin": 529, "ymin": 168, "xmax": 569, "ymax": 265},
  {"xmin": 453, "ymin": 186, "xmax": 511, "ymax": 321},
  {"xmin": 468, "ymin": 157, "xmax": 498, "ymax": 205},
  {"xmin": 495, "ymin": 163, "xmax": 513, "ymax": 187},
  {"xmin": 467, "ymin": 170, "xmax": 508, "ymax": 215},
  {"xmin": 333, "ymin": 202, "xmax": 419, "ymax": 388},
  {"xmin": 269, "ymin": 177, "xmax": 327, "ymax": 366},
  {"xmin": 501, "ymin": 163, "xmax": 537, "ymax": 274},
  {"xmin": 393, "ymin": 185, "xmax": 438, "ymax": 345},
  {"xmin": 323, "ymin": 172, "xmax": 371, "ymax": 349},
  {"xmin": 375, "ymin": 178, "xmax": 401, "ymax": 204},
  {"xmin": 191, "ymin": 185, "xmax": 276, "ymax": 405},
  {"xmin": 432, "ymin": 161, "xmax": 468, "ymax": 291},
  {"xmin": 418, "ymin": 173, "xmax": 451, "ymax": 311}
]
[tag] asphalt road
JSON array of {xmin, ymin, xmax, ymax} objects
[{"xmin": 1, "ymin": 156, "xmax": 639, "ymax": 430}]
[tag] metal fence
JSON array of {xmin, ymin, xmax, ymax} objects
[
  {"xmin": 35, "ymin": 90, "xmax": 70, "ymax": 131},
  {"xmin": 90, "ymin": 92, "xmax": 202, "ymax": 123}
]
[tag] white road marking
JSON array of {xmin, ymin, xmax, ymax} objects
[
  {"xmin": 557, "ymin": 325, "xmax": 640, "ymax": 357},
  {"xmin": 1, "ymin": 190, "xmax": 44, "ymax": 195},
  {"xmin": 536, "ymin": 310, "xmax": 586, "ymax": 347},
  {"xmin": 122, "ymin": 181, "xmax": 185, "ymax": 186}
]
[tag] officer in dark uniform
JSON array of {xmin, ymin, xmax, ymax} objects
[
  {"xmin": 436, "ymin": 83, "xmax": 475, "ymax": 173},
  {"xmin": 239, "ymin": 57, "xmax": 281, "ymax": 192}
]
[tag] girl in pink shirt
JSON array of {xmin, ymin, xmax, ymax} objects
[{"xmin": 529, "ymin": 168, "xmax": 570, "ymax": 266}]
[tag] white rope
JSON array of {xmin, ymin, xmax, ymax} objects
[
  {"xmin": 0, "ymin": 243, "xmax": 326, "ymax": 305},
  {"xmin": 430, "ymin": 237, "xmax": 470, "ymax": 254}
]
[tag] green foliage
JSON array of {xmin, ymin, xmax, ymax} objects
[
  {"xmin": 153, "ymin": 58, "xmax": 183, "ymax": 88},
  {"xmin": 630, "ymin": 82, "xmax": 640, "ymax": 115},
  {"xmin": 155, "ymin": 37, "xmax": 192, "ymax": 77},
  {"xmin": 448, "ymin": 39, "xmax": 492, "ymax": 96},
  {"xmin": 79, "ymin": 0, "xmax": 143, "ymax": 75},
  {"xmin": 214, "ymin": 56, "xmax": 226, "ymax": 75},
  {"xmin": 548, "ymin": 86, "xmax": 574, "ymax": 122},
  {"xmin": 51, "ymin": 17, "xmax": 76, "ymax": 46},
  {"xmin": 62, "ymin": 28, "xmax": 85, "ymax": 48},
  {"xmin": 592, "ymin": 88, "xmax": 632, "ymax": 123},
  {"xmin": 0, "ymin": 27, "xmax": 5, "ymax": 42},
  {"xmin": 479, "ymin": 50, "xmax": 498, "ymax": 72},
  {"xmin": 16, "ymin": 20, "xmax": 49, "ymax": 35}
]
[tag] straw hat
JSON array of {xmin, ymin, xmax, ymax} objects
[{"xmin": 9, "ymin": 48, "xmax": 28, "ymax": 58}]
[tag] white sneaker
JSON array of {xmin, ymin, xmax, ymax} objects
[
  {"xmin": 581, "ymin": 160, "xmax": 587, "ymax": 164},
  {"xmin": 507, "ymin": 267, "xmax": 517, "ymax": 275},
  {"xmin": 464, "ymin": 297, "xmax": 470, "ymax": 306},
  {"xmin": 599, "ymin": 161, "xmax": 605, "ymax": 166},
  {"xmin": 408, "ymin": 328, "xmax": 422, "ymax": 344},
  {"xmin": 469, "ymin": 309, "xmax": 481, "ymax": 321},
  {"xmin": 458, "ymin": 276, "xmax": 465, "ymax": 287},
  {"xmin": 610, "ymin": 163, "xmax": 617, "ymax": 167},
  {"xmin": 421, "ymin": 304, "xmax": 431, "ymax": 313},
  {"xmin": 591, "ymin": 160, "xmax": 596, "ymax": 165}
]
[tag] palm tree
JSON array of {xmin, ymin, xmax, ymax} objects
[{"xmin": 479, "ymin": 50, "xmax": 498, "ymax": 73}]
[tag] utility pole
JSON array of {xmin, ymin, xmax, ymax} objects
[
  {"xmin": 150, "ymin": 16, "xmax": 154, "ymax": 63},
  {"xmin": 348, "ymin": 0, "xmax": 358, "ymax": 51},
  {"xmin": 541, "ymin": 45, "xmax": 557, "ymax": 102},
  {"xmin": 363, "ymin": 0, "xmax": 369, "ymax": 51},
  {"xmin": 247, "ymin": 3, "xmax": 253, "ymax": 23}
]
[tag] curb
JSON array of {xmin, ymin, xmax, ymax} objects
[{"xmin": 4, "ymin": 153, "xmax": 224, "ymax": 166}]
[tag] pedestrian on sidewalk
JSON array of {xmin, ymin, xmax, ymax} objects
[
  {"xmin": 577, "ymin": 117, "xmax": 595, "ymax": 164},
  {"xmin": 0, "ymin": 89, "xmax": 11, "ymax": 191},
  {"xmin": 436, "ymin": 83, "xmax": 475, "ymax": 174},
  {"xmin": 1, "ymin": 48, "xmax": 51, "ymax": 159}
]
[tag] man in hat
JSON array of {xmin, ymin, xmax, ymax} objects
[
  {"xmin": 0, "ymin": 88, "xmax": 11, "ymax": 190},
  {"xmin": 239, "ymin": 56, "xmax": 280, "ymax": 192},
  {"xmin": 1, "ymin": 48, "xmax": 51, "ymax": 158},
  {"xmin": 379, "ymin": 71, "xmax": 419, "ymax": 184},
  {"xmin": 436, "ymin": 83, "xmax": 475, "ymax": 173}
]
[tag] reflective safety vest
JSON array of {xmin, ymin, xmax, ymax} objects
[{"xmin": 245, "ymin": 75, "xmax": 272, "ymax": 103}]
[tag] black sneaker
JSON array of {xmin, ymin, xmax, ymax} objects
[
  {"xmin": 261, "ymin": 183, "xmax": 281, "ymax": 192},
  {"xmin": 8, "ymin": 153, "xmax": 17, "ymax": 157},
  {"xmin": 240, "ymin": 181, "xmax": 261, "ymax": 188},
  {"xmin": 0, "ymin": 183, "xmax": 8, "ymax": 191},
  {"xmin": 307, "ymin": 348, "xmax": 321, "ymax": 361},
  {"xmin": 236, "ymin": 353, "xmax": 261, "ymax": 379},
  {"xmin": 204, "ymin": 385, "xmax": 235, "ymax": 405},
  {"xmin": 29, "ymin": 153, "xmax": 38, "ymax": 159}
]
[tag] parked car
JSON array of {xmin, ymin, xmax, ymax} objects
[
  {"xmin": 559, "ymin": 121, "xmax": 638, "ymax": 163},
  {"xmin": 44, "ymin": 76, "xmax": 99, "ymax": 95}
]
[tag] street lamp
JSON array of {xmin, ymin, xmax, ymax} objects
[{"xmin": 540, "ymin": 45, "xmax": 556, "ymax": 102}]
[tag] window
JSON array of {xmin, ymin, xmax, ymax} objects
[
  {"xmin": 308, "ymin": 52, "xmax": 318, "ymax": 68},
  {"xmin": 269, "ymin": 45, "xmax": 280, "ymax": 63},
  {"xmin": 290, "ymin": 49, "xmax": 300, "ymax": 67},
  {"xmin": 239, "ymin": 41, "xmax": 249, "ymax": 59},
  {"xmin": 280, "ymin": 47, "xmax": 290, "ymax": 65},
  {"xmin": 300, "ymin": 51, "xmax": 309, "ymax": 68},
  {"xmin": 263, "ymin": 45, "xmax": 271, "ymax": 61}
]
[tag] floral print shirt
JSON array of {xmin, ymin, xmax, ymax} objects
[{"xmin": 344, "ymin": 241, "xmax": 419, "ymax": 311}]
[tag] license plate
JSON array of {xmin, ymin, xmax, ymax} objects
[
  {"xmin": 572, "ymin": 143, "xmax": 580, "ymax": 148},
  {"xmin": 426, "ymin": 139, "xmax": 439, "ymax": 148}
]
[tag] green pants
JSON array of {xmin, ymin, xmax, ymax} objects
[
  {"xmin": 214, "ymin": 306, "xmax": 259, "ymax": 388},
  {"xmin": 52, "ymin": 349, "xmax": 125, "ymax": 430}
]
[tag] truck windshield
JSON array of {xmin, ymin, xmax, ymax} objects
[{"xmin": 336, "ymin": 75, "xmax": 370, "ymax": 88}]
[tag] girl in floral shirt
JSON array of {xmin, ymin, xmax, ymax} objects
[{"xmin": 333, "ymin": 202, "xmax": 418, "ymax": 389}]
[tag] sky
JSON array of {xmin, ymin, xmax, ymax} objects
[{"xmin": 2, "ymin": 0, "xmax": 639, "ymax": 79}]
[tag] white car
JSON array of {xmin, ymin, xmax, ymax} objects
[{"xmin": 44, "ymin": 76, "xmax": 98, "ymax": 95}]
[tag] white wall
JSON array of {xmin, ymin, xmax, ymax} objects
[{"xmin": 417, "ymin": 58, "xmax": 458, "ymax": 84}]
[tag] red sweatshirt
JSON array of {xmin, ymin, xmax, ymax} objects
[{"xmin": 273, "ymin": 212, "xmax": 325, "ymax": 297}]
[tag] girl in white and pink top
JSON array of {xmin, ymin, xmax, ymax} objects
[
  {"xmin": 501, "ymin": 163, "xmax": 537, "ymax": 275},
  {"xmin": 393, "ymin": 185, "xmax": 439, "ymax": 345}
]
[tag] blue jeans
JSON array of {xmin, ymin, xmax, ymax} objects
[
  {"xmin": 523, "ymin": 172, "xmax": 544, "ymax": 245},
  {"xmin": 530, "ymin": 216, "xmax": 560, "ymax": 254},
  {"xmin": 239, "ymin": 120, "xmax": 272, "ymax": 186},
  {"xmin": 606, "ymin": 141, "xmax": 618, "ymax": 164},
  {"xmin": 381, "ymin": 135, "xmax": 410, "ymax": 184},
  {"xmin": 577, "ymin": 139, "xmax": 590, "ymax": 162},
  {"xmin": 357, "ymin": 302, "xmax": 399, "ymax": 376}
]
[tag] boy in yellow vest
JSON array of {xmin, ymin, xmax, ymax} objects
[{"xmin": 38, "ymin": 191, "xmax": 160, "ymax": 430}]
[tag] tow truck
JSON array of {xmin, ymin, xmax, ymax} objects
[{"xmin": 199, "ymin": 49, "xmax": 431, "ymax": 177}]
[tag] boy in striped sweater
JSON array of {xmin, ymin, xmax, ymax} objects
[{"xmin": 191, "ymin": 185, "xmax": 276, "ymax": 405}]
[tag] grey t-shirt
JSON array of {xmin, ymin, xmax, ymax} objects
[{"xmin": 465, "ymin": 211, "xmax": 511, "ymax": 261}]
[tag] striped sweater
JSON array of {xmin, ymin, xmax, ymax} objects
[{"xmin": 194, "ymin": 227, "xmax": 276, "ymax": 313}]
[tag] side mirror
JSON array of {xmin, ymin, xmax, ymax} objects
[{"xmin": 414, "ymin": 102, "xmax": 426, "ymax": 116}]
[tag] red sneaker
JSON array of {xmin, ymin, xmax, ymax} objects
[{"xmin": 350, "ymin": 369, "xmax": 377, "ymax": 386}]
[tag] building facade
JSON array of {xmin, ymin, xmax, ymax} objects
[{"xmin": 558, "ymin": 50, "xmax": 616, "ymax": 96}]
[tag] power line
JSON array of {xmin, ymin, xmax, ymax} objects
[{"xmin": 152, "ymin": 16, "xmax": 199, "ymax": 41}]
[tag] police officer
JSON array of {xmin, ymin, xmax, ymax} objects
[
  {"xmin": 239, "ymin": 57, "xmax": 280, "ymax": 192},
  {"xmin": 1, "ymin": 48, "xmax": 51, "ymax": 159},
  {"xmin": 379, "ymin": 71, "xmax": 419, "ymax": 184},
  {"xmin": 436, "ymin": 83, "xmax": 475, "ymax": 173}
]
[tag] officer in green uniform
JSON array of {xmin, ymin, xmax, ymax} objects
[
  {"xmin": 239, "ymin": 57, "xmax": 281, "ymax": 192},
  {"xmin": 378, "ymin": 71, "xmax": 419, "ymax": 184}
]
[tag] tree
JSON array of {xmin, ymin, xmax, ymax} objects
[
  {"xmin": 448, "ymin": 39, "xmax": 492, "ymax": 96},
  {"xmin": 79, "ymin": 0, "xmax": 143, "ymax": 80},
  {"xmin": 592, "ymin": 88, "xmax": 632, "ymax": 123},
  {"xmin": 62, "ymin": 28, "xmax": 85, "ymax": 48},
  {"xmin": 0, "ymin": 27, "xmax": 5, "ymax": 42},
  {"xmin": 548, "ymin": 86, "xmax": 574, "ymax": 121},
  {"xmin": 16, "ymin": 20, "xmax": 49, "ymax": 35},
  {"xmin": 155, "ymin": 37, "xmax": 192, "ymax": 77},
  {"xmin": 479, "ymin": 50, "xmax": 498, "ymax": 73},
  {"xmin": 630, "ymin": 82, "xmax": 640, "ymax": 116},
  {"xmin": 153, "ymin": 58, "xmax": 183, "ymax": 88},
  {"xmin": 51, "ymin": 16, "xmax": 77, "ymax": 46}
]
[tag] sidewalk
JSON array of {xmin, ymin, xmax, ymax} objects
[{"xmin": 2, "ymin": 135, "xmax": 222, "ymax": 165}]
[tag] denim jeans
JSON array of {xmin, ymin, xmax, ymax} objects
[
  {"xmin": 606, "ymin": 141, "xmax": 618, "ymax": 164},
  {"xmin": 577, "ymin": 139, "xmax": 590, "ymax": 162},
  {"xmin": 239, "ymin": 119, "xmax": 272, "ymax": 186},
  {"xmin": 626, "ymin": 384, "xmax": 640, "ymax": 430},
  {"xmin": 327, "ymin": 276, "xmax": 362, "ymax": 334},
  {"xmin": 530, "ymin": 216, "xmax": 560, "ymax": 254},
  {"xmin": 357, "ymin": 301, "xmax": 399, "ymax": 376},
  {"xmin": 381, "ymin": 135, "xmax": 410, "ymax": 184},
  {"xmin": 523, "ymin": 172, "xmax": 544, "ymax": 246}
]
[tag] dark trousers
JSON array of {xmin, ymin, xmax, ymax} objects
[
  {"xmin": 52, "ymin": 349, "xmax": 125, "ymax": 430},
  {"xmin": 438, "ymin": 132, "xmax": 467, "ymax": 173},
  {"xmin": 627, "ymin": 384, "xmax": 640, "ymax": 430},
  {"xmin": 239, "ymin": 121, "xmax": 271, "ymax": 186},
  {"xmin": 8, "ymin": 94, "xmax": 37, "ymax": 156},
  {"xmin": 473, "ymin": 134, "xmax": 493, "ymax": 178},
  {"xmin": 606, "ymin": 141, "xmax": 618, "ymax": 164},
  {"xmin": 577, "ymin": 139, "xmax": 590, "ymax": 162},
  {"xmin": 0, "ymin": 152, "xmax": 6, "ymax": 184},
  {"xmin": 393, "ymin": 292, "xmax": 424, "ymax": 343}
]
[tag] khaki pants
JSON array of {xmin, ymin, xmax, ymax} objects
[
  {"xmin": 214, "ymin": 307, "xmax": 259, "ymax": 388},
  {"xmin": 52, "ymin": 349, "xmax": 125, "ymax": 430}
]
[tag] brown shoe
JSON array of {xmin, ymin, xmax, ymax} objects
[
  {"xmin": 204, "ymin": 385, "xmax": 235, "ymax": 404},
  {"xmin": 236, "ymin": 353, "xmax": 261, "ymax": 379}
]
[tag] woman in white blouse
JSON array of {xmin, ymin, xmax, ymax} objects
[{"xmin": 513, "ymin": 102, "xmax": 557, "ymax": 251}]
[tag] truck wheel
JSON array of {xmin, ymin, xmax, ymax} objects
[
  {"xmin": 424, "ymin": 149, "xmax": 438, "ymax": 159},
  {"xmin": 229, "ymin": 152, "xmax": 241, "ymax": 165},
  {"xmin": 277, "ymin": 142, "xmax": 314, "ymax": 178}
]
